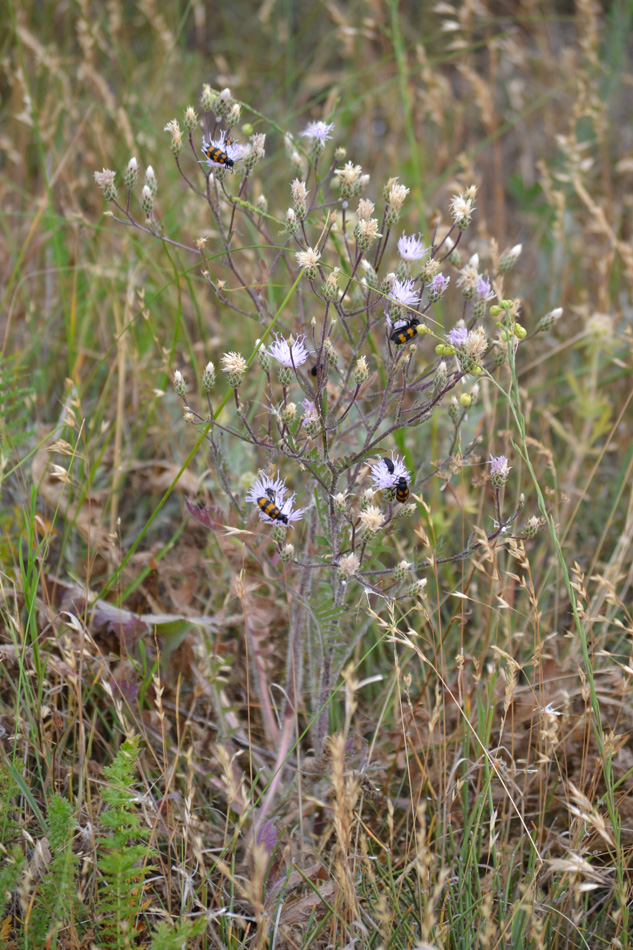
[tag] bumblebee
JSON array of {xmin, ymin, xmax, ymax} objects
[
  {"xmin": 390, "ymin": 318, "xmax": 420, "ymax": 345},
  {"xmin": 382, "ymin": 457, "xmax": 410, "ymax": 503},
  {"xmin": 257, "ymin": 489, "xmax": 289, "ymax": 524},
  {"xmin": 203, "ymin": 144, "xmax": 235, "ymax": 169}
]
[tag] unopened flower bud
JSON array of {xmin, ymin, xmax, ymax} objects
[
  {"xmin": 227, "ymin": 103, "xmax": 241, "ymax": 127},
  {"xmin": 280, "ymin": 402, "xmax": 297, "ymax": 424},
  {"xmin": 182, "ymin": 106, "xmax": 197, "ymax": 132},
  {"xmin": 407, "ymin": 578, "xmax": 428, "ymax": 598},
  {"xmin": 434, "ymin": 361, "xmax": 448, "ymax": 392},
  {"xmin": 499, "ymin": 244, "xmax": 522, "ymax": 271},
  {"xmin": 353, "ymin": 356, "xmax": 369, "ymax": 385},
  {"xmin": 200, "ymin": 84, "xmax": 214, "ymax": 111},
  {"xmin": 322, "ymin": 267, "xmax": 340, "ymax": 300},
  {"xmin": 393, "ymin": 560, "xmax": 411, "ymax": 582},
  {"xmin": 141, "ymin": 185, "xmax": 154, "ymax": 214},
  {"xmin": 522, "ymin": 515, "xmax": 545, "ymax": 539},
  {"xmin": 202, "ymin": 362, "xmax": 215, "ymax": 391},
  {"xmin": 145, "ymin": 166, "xmax": 157, "ymax": 197},
  {"xmin": 359, "ymin": 489, "xmax": 374, "ymax": 510},
  {"xmin": 537, "ymin": 307, "xmax": 563, "ymax": 332},
  {"xmin": 213, "ymin": 87, "xmax": 232, "ymax": 118},
  {"xmin": 460, "ymin": 392, "xmax": 472, "ymax": 408},
  {"xmin": 255, "ymin": 194, "xmax": 268, "ymax": 215},
  {"xmin": 284, "ymin": 208, "xmax": 300, "ymax": 235},
  {"xmin": 380, "ymin": 272, "xmax": 396, "ymax": 295},
  {"xmin": 123, "ymin": 157, "xmax": 138, "ymax": 189},
  {"xmin": 279, "ymin": 542, "xmax": 295, "ymax": 562},
  {"xmin": 272, "ymin": 522, "xmax": 288, "ymax": 542},
  {"xmin": 334, "ymin": 146, "xmax": 347, "ymax": 162},
  {"xmin": 173, "ymin": 370, "xmax": 187, "ymax": 397},
  {"xmin": 333, "ymin": 492, "xmax": 348, "ymax": 514},
  {"xmin": 448, "ymin": 396, "xmax": 461, "ymax": 425}
]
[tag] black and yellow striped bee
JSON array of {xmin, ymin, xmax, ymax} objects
[
  {"xmin": 390, "ymin": 318, "xmax": 420, "ymax": 345},
  {"xmin": 203, "ymin": 143, "xmax": 235, "ymax": 169},
  {"xmin": 257, "ymin": 488, "xmax": 289, "ymax": 524},
  {"xmin": 383, "ymin": 457, "xmax": 410, "ymax": 503}
]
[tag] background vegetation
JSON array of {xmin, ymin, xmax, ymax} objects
[{"xmin": 1, "ymin": 0, "xmax": 633, "ymax": 947}]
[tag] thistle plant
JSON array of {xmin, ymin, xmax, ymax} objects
[{"xmin": 96, "ymin": 85, "xmax": 554, "ymax": 812}]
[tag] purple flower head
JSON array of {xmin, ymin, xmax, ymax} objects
[
  {"xmin": 300, "ymin": 121, "xmax": 335, "ymax": 147},
  {"xmin": 369, "ymin": 453, "xmax": 410, "ymax": 492},
  {"xmin": 397, "ymin": 233, "xmax": 429, "ymax": 262},
  {"xmin": 446, "ymin": 326, "xmax": 469, "ymax": 348},
  {"xmin": 389, "ymin": 278, "xmax": 420, "ymax": 309},
  {"xmin": 476, "ymin": 276, "xmax": 493, "ymax": 300},
  {"xmin": 489, "ymin": 455, "xmax": 510, "ymax": 478},
  {"xmin": 246, "ymin": 471, "xmax": 307, "ymax": 525},
  {"xmin": 267, "ymin": 333, "xmax": 309, "ymax": 368},
  {"xmin": 200, "ymin": 131, "xmax": 246, "ymax": 170},
  {"xmin": 430, "ymin": 273, "xmax": 449, "ymax": 295}
]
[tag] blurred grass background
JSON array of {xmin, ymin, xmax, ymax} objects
[{"xmin": 2, "ymin": 0, "xmax": 633, "ymax": 947}]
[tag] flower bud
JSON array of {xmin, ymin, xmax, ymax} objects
[
  {"xmin": 123, "ymin": 157, "xmax": 138, "ymax": 189},
  {"xmin": 141, "ymin": 185, "xmax": 154, "ymax": 214},
  {"xmin": 202, "ymin": 362, "xmax": 215, "ymax": 391},
  {"xmin": 321, "ymin": 267, "xmax": 340, "ymax": 300},
  {"xmin": 280, "ymin": 402, "xmax": 297, "ymax": 424},
  {"xmin": 460, "ymin": 392, "xmax": 472, "ymax": 408},
  {"xmin": 522, "ymin": 515, "xmax": 545, "ymax": 539},
  {"xmin": 499, "ymin": 244, "xmax": 522, "ymax": 272},
  {"xmin": 272, "ymin": 522, "xmax": 288, "ymax": 543},
  {"xmin": 183, "ymin": 106, "xmax": 198, "ymax": 132},
  {"xmin": 145, "ymin": 166, "xmax": 157, "ymax": 197},
  {"xmin": 227, "ymin": 103, "xmax": 241, "ymax": 127},
  {"xmin": 393, "ymin": 560, "xmax": 411, "ymax": 582},
  {"xmin": 279, "ymin": 542, "xmax": 295, "ymax": 563},
  {"xmin": 213, "ymin": 87, "xmax": 232, "ymax": 118},
  {"xmin": 537, "ymin": 307, "xmax": 563, "ymax": 332},
  {"xmin": 353, "ymin": 356, "xmax": 369, "ymax": 385},
  {"xmin": 200, "ymin": 84, "xmax": 214, "ymax": 111},
  {"xmin": 278, "ymin": 366, "xmax": 293, "ymax": 386},
  {"xmin": 333, "ymin": 492, "xmax": 348, "ymax": 514},
  {"xmin": 173, "ymin": 370, "xmax": 187, "ymax": 397},
  {"xmin": 256, "ymin": 341, "xmax": 272, "ymax": 372},
  {"xmin": 284, "ymin": 208, "xmax": 300, "ymax": 235},
  {"xmin": 407, "ymin": 578, "xmax": 428, "ymax": 599}
]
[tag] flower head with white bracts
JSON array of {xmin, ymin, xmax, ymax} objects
[
  {"xmin": 397, "ymin": 233, "xmax": 429, "ymax": 262},
  {"xmin": 267, "ymin": 333, "xmax": 310, "ymax": 369},
  {"xmin": 300, "ymin": 120, "xmax": 335, "ymax": 148},
  {"xmin": 368, "ymin": 452, "xmax": 410, "ymax": 492},
  {"xmin": 246, "ymin": 471, "xmax": 307, "ymax": 525},
  {"xmin": 200, "ymin": 130, "xmax": 247, "ymax": 170}
]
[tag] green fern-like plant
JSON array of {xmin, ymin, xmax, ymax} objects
[
  {"xmin": 149, "ymin": 917, "xmax": 204, "ymax": 949},
  {"xmin": 26, "ymin": 792, "xmax": 77, "ymax": 950},
  {"xmin": 96, "ymin": 736, "xmax": 155, "ymax": 950},
  {"xmin": 0, "ymin": 357, "xmax": 35, "ymax": 452}
]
